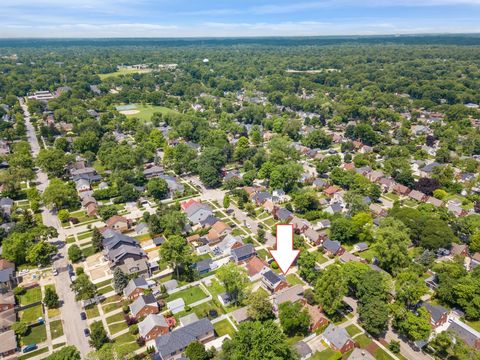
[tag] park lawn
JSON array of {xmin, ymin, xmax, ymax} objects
[
  {"xmin": 374, "ymin": 348, "xmax": 394, "ymax": 360},
  {"xmin": 108, "ymin": 321, "xmax": 128, "ymax": 335},
  {"xmin": 355, "ymin": 334, "xmax": 373, "ymax": 348},
  {"xmin": 19, "ymin": 305, "xmax": 43, "ymax": 324},
  {"xmin": 85, "ymin": 305, "xmax": 100, "ymax": 319},
  {"xmin": 345, "ymin": 324, "xmax": 362, "ymax": 337},
  {"xmin": 213, "ymin": 319, "xmax": 236, "ymax": 337},
  {"xmin": 47, "ymin": 307, "xmax": 60, "ymax": 318},
  {"xmin": 21, "ymin": 324, "xmax": 47, "ymax": 345},
  {"xmin": 49, "ymin": 319, "xmax": 64, "ymax": 339},
  {"xmin": 106, "ymin": 312, "xmax": 126, "ymax": 325},
  {"xmin": 168, "ymin": 286, "xmax": 208, "ymax": 305},
  {"xmin": 18, "ymin": 347, "xmax": 49, "ymax": 360},
  {"xmin": 286, "ymin": 274, "xmax": 305, "ymax": 286},
  {"xmin": 18, "ymin": 287, "xmax": 42, "ymax": 306},
  {"xmin": 311, "ymin": 348, "xmax": 341, "ymax": 360},
  {"xmin": 99, "ymin": 68, "xmax": 151, "ymax": 79},
  {"xmin": 125, "ymin": 104, "xmax": 178, "ymax": 122}
]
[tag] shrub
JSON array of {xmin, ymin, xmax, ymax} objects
[
  {"xmin": 13, "ymin": 286, "xmax": 26, "ymax": 296},
  {"xmin": 129, "ymin": 324, "xmax": 139, "ymax": 335}
]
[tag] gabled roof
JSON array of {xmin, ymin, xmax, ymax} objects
[
  {"xmin": 195, "ymin": 258, "xmax": 213, "ymax": 273},
  {"xmin": 323, "ymin": 323, "xmax": 352, "ymax": 349},
  {"xmin": 263, "ymin": 270, "xmax": 283, "ymax": 285},
  {"xmin": 273, "ymin": 284, "xmax": 304, "ymax": 305},
  {"xmin": 123, "ymin": 277, "xmax": 149, "ymax": 297},
  {"xmin": 231, "ymin": 244, "xmax": 255, "ymax": 260},
  {"xmin": 106, "ymin": 215, "xmax": 129, "ymax": 227},
  {"xmin": 424, "ymin": 303, "xmax": 448, "ymax": 323},
  {"xmin": 448, "ymin": 319, "xmax": 480, "ymax": 348},
  {"xmin": 103, "ymin": 232, "xmax": 137, "ymax": 251},
  {"xmin": 138, "ymin": 314, "xmax": 168, "ymax": 338},
  {"xmin": 245, "ymin": 256, "xmax": 267, "ymax": 277},
  {"xmin": 323, "ymin": 239, "xmax": 341, "ymax": 254},
  {"xmin": 129, "ymin": 294, "xmax": 158, "ymax": 317},
  {"xmin": 0, "ymin": 330, "xmax": 16, "ymax": 353}
]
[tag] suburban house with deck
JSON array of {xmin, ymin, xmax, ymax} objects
[
  {"xmin": 231, "ymin": 244, "xmax": 256, "ymax": 263},
  {"xmin": 130, "ymin": 294, "xmax": 159, "ymax": 319},
  {"xmin": 123, "ymin": 277, "xmax": 150, "ymax": 300},
  {"xmin": 261, "ymin": 270, "xmax": 288, "ymax": 293},
  {"xmin": 139, "ymin": 313, "xmax": 170, "ymax": 343},
  {"xmin": 322, "ymin": 324, "xmax": 356, "ymax": 353}
]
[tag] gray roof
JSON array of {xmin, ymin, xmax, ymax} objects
[
  {"xmin": 103, "ymin": 232, "xmax": 137, "ymax": 251},
  {"xmin": 323, "ymin": 239, "xmax": 341, "ymax": 254},
  {"xmin": 0, "ymin": 198, "xmax": 13, "ymax": 207},
  {"xmin": 0, "ymin": 330, "xmax": 16, "ymax": 353},
  {"xmin": 323, "ymin": 323, "xmax": 352, "ymax": 349},
  {"xmin": 123, "ymin": 277, "xmax": 149, "ymax": 297},
  {"xmin": 107, "ymin": 245, "xmax": 146, "ymax": 264},
  {"xmin": 195, "ymin": 258, "xmax": 212, "ymax": 273},
  {"xmin": 294, "ymin": 341, "xmax": 312, "ymax": 357},
  {"xmin": 231, "ymin": 244, "xmax": 255, "ymax": 260},
  {"xmin": 354, "ymin": 242, "xmax": 369, "ymax": 251},
  {"xmin": 138, "ymin": 314, "xmax": 168, "ymax": 338},
  {"xmin": 154, "ymin": 318, "xmax": 213, "ymax": 358},
  {"xmin": 263, "ymin": 270, "xmax": 283, "ymax": 285},
  {"xmin": 0, "ymin": 267, "xmax": 14, "ymax": 283},
  {"xmin": 129, "ymin": 294, "xmax": 158, "ymax": 317},
  {"xmin": 347, "ymin": 348, "xmax": 376, "ymax": 360},
  {"xmin": 163, "ymin": 279, "xmax": 178, "ymax": 291},
  {"xmin": 424, "ymin": 303, "xmax": 448, "ymax": 323},
  {"xmin": 447, "ymin": 319, "xmax": 480, "ymax": 348},
  {"xmin": 179, "ymin": 313, "xmax": 199, "ymax": 326},
  {"xmin": 276, "ymin": 208, "xmax": 293, "ymax": 220}
]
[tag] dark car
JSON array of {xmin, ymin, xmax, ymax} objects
[
  {"xmin": 84, "ymin": 328, "xmax": 90, "ymax": 337},
  {"xmin": 80, "ymin": 312, "xmax": 87, "ymax": 320},
  {"xmin": 23, "ymin": 344, "xmax": 38, "ymax": 353}
]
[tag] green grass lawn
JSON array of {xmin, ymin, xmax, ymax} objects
[
  {"xmin": 123, "ymin": 104, "xmax": 178, "ymax": 122},
  {"xmin": 192, "ymin": 300, "xmax": 225, "ymax": 318},
  {"xmin": 374, "ymin": 348, "xmax": 394, "ymax": 360},
  {"xmin": 19, "ymin": 305, "xmax": 43, "ymax": 324},
  {"xmin": 257, "ymin": 249, "xmax": 270, "ymax": 261},
  {"xmin": 464, "ymin": 319, "xmax": 480, "ymax": 332},
  {"xmin": 18, "ymin": 347, "xmax": 49, "ymax": 360},
  {"xmin": 316, "ymin": 252, "xmax": 329, "ymax": 264},
  {"xmin": 21, "ymin": 324, "xmax": 47, "ymax": 346},
  {"xmin": 98, "ymin": 285, "xmax": 114, "ymax": 295},
  {"xmin": 49, "ymin": 319, "xmax": 64, "ymax": 339},
  {"xmin": 134, "ymin": 233, "xmax": 151, "ymax": 241},
  {"xmin": 106, "ymin": 312, "xmax": 126, "ymax": 325},
  {"xmin": 264, "ymin": 218, "xmax": 278, "ymax": 227},
  {"xmin": 311, "ymin": 348, "xmax": 342, "ymax": 360},
  {"xmin": 77, "ymin": 231, "xmax": 93, "ymax": 240},
  {"xmin": 99, "ymin": 67, "xmax": 152, "ymax": 79},
  {"xmin": 285, "ymin": 334, "xmax": 304, "ymax": 345},
  {"xmin": 206, "ymin": 280, "xmax": 226, "ymax": 299},
  {"xmin": 345, "ymin": 324, "xmax": 362, "ymax": 337},
  {"xmin": 213, "ymin": 319, "xmax": 236, "ymax": 337},
  {"xmin": 103, "ymin": 301, "xmax": 122, "ymax": 314},
  {"xmin": 355, "ymin": 333, "xmax": 373, "ymax": 348},
  {"xmin": 18, "ymin": 287, "xmax": 42, "ymax": 306},
  {"xmin": 108, "ymin": 321, "xmax": 128, "ymax": 335},
  {"xmin": 286, "ymin": 274, "xmax": 305, "ymax": 286},
  {"xmin": 357, "ymin": 248, "xmax": 375, "ymax": 262},
  {"xmin": 168, "ymin": 286, "xmax": 208, "ymax": 305},
  {"xmin": 66, "ymin": 235, "xmax": 75, "ymax": 243},
  {"xmin": 53, "ymin": 342, "xmax": 66, "ymax": 349},
  {"xmin": 47, "ymin": 307, "xmax": 60, "ymax": 318},
  {"xmin": 85, "ymin": 305, "xmax": 100, "ymax": 319}
]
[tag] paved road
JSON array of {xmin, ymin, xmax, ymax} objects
[{"xmin": 20, "ymin": 98, "xmax": 92, "ymax": 358}]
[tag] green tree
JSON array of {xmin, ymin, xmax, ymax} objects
[
  {"xmin": 216, "ymin": 262, "xmax": 249, "ymax": 305},
  {"xmin": 43, "ymin": 287, "xmax": 59, "ymax": 308},
  {"xmin": 45, "ymin": 346, "xmax": 81, "ymax": 360},
  {"xmin": 301, "ymin": 129, "xmax": 332, "ymax": 149},
  {"xmin": 469, "ymin": 231, "xmax": 480, "ymax": 253},
  {"xmin": 12, "ymin": 321, "xmax": 29, "ymax": 336},
  {"xmin": 185, "ymin": 342, "xmax": 208, "ymax": 360},
  {"xmin": 395, "ymin": 271, "xmax": 429, "ymax": 307},
  {"xmin": 315, "ymin": 265, "xmax": 347, "ymax": 316},
  {"xmin": 223, "ymin": 195, "xmax": 231, "ymax": 209},
  {"xmin": 68, "ymin": 244, "xmax": 83, "ymax": 262},
  {"xmin": 147, "ymin": 178, "xmax": 169, "ymax": 200},
  {"xmin": 113, "ymin": 267, "xmax": 128, "ymax": 294},
  {"xmin": 279, "ymin": 301, "xmax": 310, "ymax": 336},
  {"xmin": 26, "ymin": 241, "xmax": 56, "ymax": 266},
  {"xmin": 89, "ymin": 321, "xmax": 109, "ymax": 350},
  {"xmin": 221, "ymin": 320, "xmax": 298, "ymax": 360},
  {"xmin": 358, "ymin": 297, "xmax": 389, "ymax": 337},
  {"xmin": 160, "ymin": 235, "xmax": 191, "ymax": 279},
  {"xmin": 246, "ymin": 291, "xmax": 274, "ymax": 322},
  {"xmin": 36, "ymin": 148, "xmax": 70, "ymax": 177},
  {"xmin": 374, "ymin": 218, "xmax": 411, "ymax": 275},
  {"xmin": 43, "ymin": 178, "xmax": 79, "ymax": 209},
  {"xmin": 91, "ymin": 227, "xmax": 103, "ymax": 253},
  {"xmin": 71, "ymin": 273, "xmax": 97, "ymax": 301},
  {"xmin": 58, "ymin": 209, "xmax": 70, "ymax": 223}
]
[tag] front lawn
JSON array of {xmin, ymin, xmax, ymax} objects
[
  {"xmin": 20, "ymin": 323, "xmax": 47, "ymax": 346},
  {"xmin": 19, "ymin": 305, "xmax": 43, "ymax": 324},
  {"xmin": 108, "ymin": 321, "xmax": 128, "ymax": 335},
  {"xmin": 213, "ymin": 319, "xmax": 236, "ymax": 337},
  {"xmin": 85, "ymin": 305, "xmax": 100, "ymax": 319},
  {"xmin": 49, "ymin": 319, "xmax": 64, "ymax": 339},
  {"xmin": 18, "ymin": 347, "xmax": 49, "ymax": 360},
  {"xmin": 311, "ymin": 348, "xmax": 341, "ymax": 360},
  {"xmin": 206, "ymin": 280, "xmax": 226, "ymax": 299},
  {"xmin": 286, "ymin": 274, "xmax": 305, "ymax": 286},
  {"xmin": 357, "ymin": 248, "xmax": 375, "ymax": 262},
  {"xmin": 374, "ymin": 348, "xmax": 394, "ymax": 360},
  {"xmin": 355, "ymin": 334, "xmax": 373, "ymax": 348},
  {"xmin": 167, "ymin": 286, "xmax": 208, "ymax": 305},
  {"xmin": 98, "ymin": 285, "xmax": 114, "ymax": 295},
  {"xmin": 345, "ymin": 324, "xmax": 362, "ymax": 337},
  {"xmin": 106, "ymin": 312, "xmax": 126, "ymax": 325},
  {"xmin": 18, "ymin": 287, "xmax": 42, "ymax": 306},
  {"xmin": 47, "ymin": 307, "xmax": 60, "ymax": 318}
]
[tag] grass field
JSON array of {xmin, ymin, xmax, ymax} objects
[
  {"xmin": 21, "ymin": 324, "xmax": 47, "ymax": 346},
  {"xmin": 213, "ymin": 319, "xmax": 236, "ymax": 337},
  {"xmin": 108, "ymin": 321, "xmax": 128, "ymax": 335},
  {"xmin": 106, "ymin": 312, "xmax": 126, "ymax": 325},
  {"xmin": 286, "ymin": 274, "xmax": 305, "ymax": 286},
  {"xmin": 311, "ymin": 348, "xmax": 341, "ymax": 360},
  {"xmin": 345, "ymin": 324, "xmax": 362, "ymax": 337},
  {"xmin": 49, "ymin": 320, "xmax": 64, "ymax": 339},
  {"xmin": 355, "ymin": 333, "xmax": 373, "ymax": 348},
  {"xmin": 47, "ymin": 307, "xmax": 60, "ymax": 318},
  {"xmin": 18, "ymin": 347, "xmax": 49, "ymax": 360},
  {"xmin": 19, "ymin": 305, "xmax": 43, "ymax": 324},
  {"xmin": 121, "ymin": 104, "xmax": 177, "ymax": 122},
  {"xmin": 18, "ymin": 287, "xmax": 42, "ymax": 306},
  {"xmin": 85, "ymin": 305, "xmax": 100, "ymax": 319},
  {"xmin": 98, "ymin": 67, "xmax": 152, "ymax": 80},
  {"xmin": 168, "ymin": 286, "xmax": 208, "ymax": 305}
]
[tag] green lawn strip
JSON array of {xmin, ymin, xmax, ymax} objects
[
  {"xmin": 18, "ymin": 347, "xmax": 49, "ymax": 360},
  {"xmin": 108, "ymin": 321, "xmax": 129, "ymax": 335},
  {"xmin": 310, "ymin": 348, "xmax": 341, "ymax": 360},
  {"xmin": 18, "ymin": 287, "xmax": 42, "ymax": 306},
  {"xmin": 213, "ymin": 319, "xmax": 235, "ymax": 337},
  {"xmin": 355, "ymin": 333, "xmax": 373, "ymax": 348},
  {"xmin": 113, "ymin": 332, "xmax": 137, "ymax": 344},
  {"xmin": 20, "ymin": 323, "xmax": 47, "ymax": 346},
  {"xmin": 77, "ymin": 232, "xmax": 93, "ymax": 240},
  {"xmin": 47, "ymin": 307, "xmax": 60, "ymax": 318},
  {"xmin": 285, "ymin": 334, "xmax": 304, "ymax": 345},
  {"xmin": 286, "ymin": 274, "xmax": 305, "ymax": 286},
  {"xmin": 357, "ymin": 248, "xmax": 376, "ymax": 262},
  {"xmin": 98, "ymin": 285, "xmax": 114, "ymax": 295},
  {"xmin": 66, "ymin": 235, "xmax": 76, "ymax": 243},
  {"xmin": 374, "ymin": 348, "xmax": 394, "ymax": 360},
  {"xmin": 134, "ymin": 233, "xmax": 151, "ymax": 241},
  {"xmin": 106, "ymin": 312, "xmax": 126, "ymax": 325},
  {"xmin": 49, "ymin": 319, "xmax": 64, "ymax": 339},
  {"xmin": 167, "ymin": 286, "xmax": 208, "ymax": 305},
  {"xmin": 103, "ymin": 301, "xmax": 122, "ymax": 314},
  {"xmin": 206, "ymin": 280, "xmax": 226, "ymax": 299},
  {"xmin": 53, "ymin": 342, "xmax": 66, "ymax": 349},
  {"xmin": 345, "ymin": 324, "xmax": 362, "ymax": 337},
  {"xmin": 85, "ymin": 305, "xmax": 100, "ymax": 319},
  {"xmin": 19, "ymin": 305, "xmax": 43, "ymax": 324},
  {"xmin": 465, "ymin": 319, "xmax": 480, "ymax": 332}
]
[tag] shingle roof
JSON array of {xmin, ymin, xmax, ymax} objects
[
  {"xmin": 123, "ymin": 277, "xmax": 149, "ymax": 297},
  {"xmin": 263, "ymin": 270, "xmax": 282, "ymax": 285},
  {"xmin": 0, "ymin": 330, "xmax": 16, "ymax": 353},
  {"xmin": 231, "ymin": 244, "xmax": 255, "ymax": 260},
  {"xmin": 323, "ymin": 323, "xmax": 352, "ymax": 349},
  {"xmin": 138, "ymin": 314, "xmax": 168, "ymax": 338},
  {"xmin": 424, "ymin": 303, "xmax": 448, "ymax": 323},
  {"xmin": 154, "ymin": 318, "xmax": 213, "ymax": 358},
  {"xmin": 447, "ymin": 319, "xmax": 480, "ymax": 348},
  {"xmin": 323, "ymin": 239, "xmax": 341, "ymax": 254},
  {"xmin": 195, "ymin": 258, "xmax": 212, "ymax": 273},
  {"xmin": 129, "ymin": 294, "xmax": 158, "ymax": 317}
]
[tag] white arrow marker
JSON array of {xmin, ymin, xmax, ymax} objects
[{"xmin": 270, "ymin": 224, "xmax": 300, "ymax": 275}]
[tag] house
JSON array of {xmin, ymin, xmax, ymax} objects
[
  {"xmin": 195, "ymin": 259, "xmax": 213, "ymax": 275},
  {"xmin": 185, "ymin": 203, "xmax": 213, "ymax": 225},
  {"xmin": 378, "ymin": 178, "xmax": 395, "ymax": 192},
  {"xmin": 368, "ymin": 170, "xmax": 384, "ymax": 183},
  {"xmin": 199, "ymin": 215, "xmax": 219, "ymax": 229},
  {"xmin": 123, "ymin": 277, "xmax": 150, "ymax": 300},
  {"xmin": 324, "ymin": 186, "xmax": 341, "ymax": 197},
  {"xmin": 75, "ymin": 178, "xmax": 91, "ymax": 192},
  {"xmin": 103, "ymin": 232, "xmax": 150, "ymax": 277},
  {"xmin": 273, "ymin": 207, "xmax": 293, "ymax": 222},
  {"xmin": 252, "ymin": 191, "xmax": 272, "ymax": 206},
  {"xmin": 353, "ymin": 243, "xmax": 369, "ymax": 252},
  {"xmin": 163, "ymin": 280, "xmax": 178, "ymax": 293},
  {"xmin": 261, "ymin": 270, "xmax": 288, "ymax": 293},
  {"xmin": 207, "ymin": 221, "xmax": 231, "ymax": 240},
  {"xmin": 144, "ymin": 165, "xmax": 164, "ymax": 179},
  {"xmin": 323, "ymin": 239, "xmax": 345, "ymax": 256},
  {"xmin": 245, "ymin": 256, "xmax": 268, "ymax": 281},
  {"xmin": 291, "ymin": 217, "xmax": 310, "ymax": 234},
  {"xmin": 129, "ymin": 294, "xmax": 159, "ymax": 319},
  {"xmin": 272, "ymin": 284, "xmax": 304, "ymax": 308},
  {"xmin": 217, "ymin": 293, "xmax": 231, "ymax": 306},
  {"xmin": 393, "ymin": 183, "xmax": 410, "ymax": 196},
  {"xmin": 424, "ymin": 303, "xmax": 449, "ymax": 328},
  {"xmin": 294, "ymin": 341, "xmax": 313, "ymax": 360},
  {"xmin": 153, "ymin": 236, "xmax": 166, "ymax": 247},
  {"xmin": 135, "ymin": 223, "xmax": 149, "ymax": 235},
  {"xmin": 426, "ymin": 197, "xmax": 443, "ymax": 208},
  {"xmin": 0, "ymin": 260, "xmax": 16, "ymax": 292},
  {"xmin": 0, "ymin": 330, "xmax": 16, "ymax": 357},
  {"xmin": 153, "ymin": 318, "xmax": 214, "ymax": 360},
  {"xmin": 0, "ymin": 291, "xmax": 14, "ymax": 312},
  {"xmin": 106, "ymin": 215, "xmax": 131, "ymax": 232},
  {"xmin": 471, "ymin": 252, "xmax": 480, "ymax": 269},
  {"xmin": 71, "ymin": 167, "xmax": 101, "ymax": 182},
  {"xmin": 231, "ymin": 244, "xmax": 256, "ymax": 263},
  {"xmin": 230, "ymin": 307, "xmax": 250, "ymax": 324},
  {"xmin": 325, "ymin": 202, "xmax": 343, "ymax": 215},
  {"xmin": 167, "ymin": 298, "xmax": 185, "ymax": 314},
  {"xmin": 451, "ymin": 243, "xmax": 469, "ymax": 257},
  {"xmin": 347, "ymin": 348, "xmax": 375, "ymax": 360},
  {"xmin": 262, "ymin": 199, "xmax": 275, "ymax": 213},
  {"xmin": 302, "ymin": 300, "xmax": 328, "ymax": 331},
  {"xmin": 369, "ymin": 203, "xmax": 387, "ymax": 217},
  {"xmin": 159, "ymin": 174, "xmax": 185, "ymax": 195},
  {"xmin": 0, "ymin": 198, "xmax": 14, "ymax": 216},
  {"xmin": 312, "ymin": 178, "xmax": 328, "ymax": 189},
  {"xmin": 0, "ymin": 308, "xmax": 15, "ymax": 332},
  {"xmin": 447, "ymin": 319, "xmax": 480, "ymax": 349},
  {"xmin": 179, "ymin": 313, "xmax": 199, "ymax": 327},
  {"xmin": 86, "ymin": 203, "xmax": 98, "ymax": 217},
  {"xmin": 224, "ymin": 170, "xmax": 241, "ymax": 182},
  {"xmin": 322, "ymin": 323, "xmax": 356, "ymax": 353},
  {"xmin": 408, "ymin": 190, "xmax": 427, "ymax": 202},
  {"xmin": 317, "ymin": 219, "xmax": 331, "ymax": 229},
  {"xmin": 139, "ymin": 314, "xmax": 170, "ymax": 342},
  {"xmin": 339, "ymin": 252, "xmax": 360, "ymax": 263},
  {"xmin": 272, "ymin": 189, "xmax": 289, "ymax": 203},
  {"xmin": 181, "ymin": 199, "xmax": 199, "ymax": 211}
]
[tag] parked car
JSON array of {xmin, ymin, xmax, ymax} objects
[
  {"xmin": 84, "ymin": 328, "xmax": 90, "ymax": 337},
  {"xmin": 80, "ymin": 312, "xmax": 87, "ymax": 320},
  {"xmin": 23, "ymin": 344, "xmax": 38, "ymax": 353},
  {"xmin": 52, "ymin": 267, "xmax": 58, "ymax": 276}
]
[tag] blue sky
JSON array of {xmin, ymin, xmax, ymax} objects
[{"xmin": 2, "ymin": 0, "xmax": 480, "ymax": 38}]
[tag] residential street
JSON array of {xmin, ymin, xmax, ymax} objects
[{"xmin": 20, "ymin": 98, "xmax": 92, "ymax": 358}]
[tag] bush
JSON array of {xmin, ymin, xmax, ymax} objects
[
  {"xmin": 12, "ymin": 321, "xmax": 29, "ymax": 336},
  {"xmin": 68, "ymin": 244, "xmax": 83, "ymax": 262},
  {"xmin": 136, "ymin": 337, "xmax": 145, "ymax": 347},
  {"xmin": 69, "ymin": 217, "xmax": 79, "ymax": 224},
  {"xmin": 129, "ymin": 324, "xmax": 139, "ymax": 335},
  {"xmin": 184, "ymin": 305, "xmax": 192, "ymax": 312},
  {"xmin": 58, "ymin": 209, "xmax": 70, "ymax": 222},
  {"xmin": 122, "ymin": 305, "xmax": 130, "ymax": 314},
  {"xmin": 125, "ymin": 316, "xmax": 137, "ymax": 326},
  {"xmin": 271, "ymin": 261, "xmax": 279, "ymax": 270},
  {"xmin": 13, "ymin": 286, "xmax": 26, "ymax": 296}
]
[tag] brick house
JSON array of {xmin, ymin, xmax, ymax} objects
[
  {"xmin": 123, "ymin": 277, "xmax": 150, "ymax": 300},
  {"xmin": 129, "ymin": 294, "xmax": 159, "ymax": 319},
  {"xmin": 322, "ymin": 324, "xmax": 356, "ymax": 353},
  {"xmin": 138, "ymin": 313, "xmax": 170, "ymax": 342}
]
